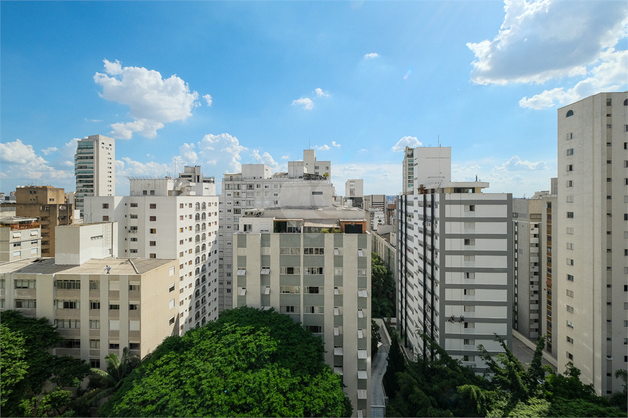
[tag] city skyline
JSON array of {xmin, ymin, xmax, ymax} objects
[{"xmin": 2, "ymin": 1, "xmax": 627, "ymax": 197}]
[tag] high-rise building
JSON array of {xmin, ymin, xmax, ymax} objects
[
  {"xmin": 556, "ymin": 92, "xmax": 628, "ymax": 395},
  {"xmin": 0, "ymin": 216, "xmax": 41, "ymax": 262},
  {"xmin": 232, "ymin": 207, "xmax": 371, "ymax": 417},
  {"xmin": 397, "ymin": 146, "xmax": 512, "ymax": 370},
  {"xmin": 0, "ymin": 222, "xmax": 179, "ymax": 369},
  {"xmin": 15, "ymin": 186, "xmax": 73, "ymax": 257},
  {"xmin": 84, "ymin": 167, "xmax": 219, "ymax": 334},
  {"xmin": 74, "ymin": 135, "xmax": 115, "ymax": 216},
  {"xmin": 402, "ymin": 146, "xmax": 415, "ymax": 195},
  {"xmin": 219, "ymin": 150, "xmax": 333, "ymax": 311},
  {"xmin": 345, "ymin": 179, "xmax": 364, "ymax": 208}
]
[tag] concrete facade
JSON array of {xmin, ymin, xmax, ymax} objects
[
  {"xmin": 0, "ymin": 217, "xmax": 41, "ymax": 262},
  {"xmin": 233, "ymin": 207, "xmax": 371, "ymax": 417},
  {"xmin": 74, "ymin": 135, "xmax": 115, "ymax": 215},
  {"xmin": 556, "ymin": 92, "xmax": 628, "ymax": 395}
]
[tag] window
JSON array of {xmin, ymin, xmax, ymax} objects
[
  {"xmin": 89, "ymin": 320, "xmax": 100, "ymax": 329},
  {"xmin": 566, "ymin": 109, "xmax": 574, "ymax": 117},
  {"xmin": 566, "ymin": 132, "xmax": 573, "ymax": 140},
  {"xmin": 463, "ymin": 339, "xmax": 475, "ymax": 346},
  {"xmin": 90, "ymin": 339, "xmax": 100, "ymax": 349},
  {"xmin": 56, "ymin": 280, "xmax": 80, "ymax": 289},
  {"xmin": 102, "ymin": 203, "xmax": 109, "ymax": 209},
  {"xmin": 15, "ymin": 279, "xmax": 36, "ymax": 289},
  {"xmin": 566, "ymin": 164, "xmax": 573, "ymax": 172},
  {"xmin": 169, "ymin": 316, "xmax": 175, "ymax": 325},
  {"xmin": 566, "ymin": 320, "xmax": 574, "ymax": 329},
  {"xmin": 109, "ymin": 303, "xmax": 120, "ymax": 310},
  {"xmin": 59, "ymin": 339, "xmax": 80, "ymax": 349},
  {"xmin": 150, "ymin": 229, "xmax": 157, "ymax": 234},
  {"xmin": 150, "ymin": 216, "xmax": 156, "ymax": 221},
  {"xmin": 464, "ymin": 305, "xmax": 475, "ymax": 312},
  {"xmin": 566, "ymin": 243, "xmax": 574, "ymax": 250},
  {"xmin": 464, "ymin": 289, "xmax": 475, "ymax": 296},
  {"xmin": 169, "ymin": 283, "xmax": 175, "ymax": 293},
  {"xmin": 102, "ymin": 216, "xmax": 109, "ymax": 221},
  {"xmin": 150, "ymin": 204, "xmax": 157, "ymax": 209},
  {"xmin": 129, "ymin": 304, "xmax": 139, "ymax": 310},
  {"xmin": 149, "ymin": 253, "xmax": 156, "ymax": 258},
  {"xmin": 15, "ymin": 299, "xmax": 36, "ymax": 309},
  {"xmin": 130, "ymin": 203, "xmax": 138, "ymax": 208},
  {"xmin": 567, "ymin": 352, "xmax": 573, "ymax": 361},
  {"xmin": 566, "ymin": 289, "xmax": 574, "ymax": 297},
  {"xmin": 566, "ymin": 212, "xmax": 574, "ymax": 218},
  {"xmin": 566, "ymin": 148, "xmax": 574, "ymax": 156},
  {"xmin": 90, "ymin": 300, "xmax": 100, "ymax": 310},
  {"xmin": 109, "ymin": 343, "xmax": 120, "ymax": 349},
  {"xmin": 465, "ymin": 272, "xmax": 475, "ymax": 280},
  {"xmin": 566, "ymin": 305, "xmax": 574, "ymax": 313},
  {"xmin": 464, "ymin": 239, "xmax": 475, "ymax": 246},
  {"xmin": 130, "ymin": 343, "xmax": 140, "ymax": 350},
  {"xmin": 567, "ymin": 274, "xmax": 574, "ymax": 282}
]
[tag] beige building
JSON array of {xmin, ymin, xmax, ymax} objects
[
  {"xmin": 15, "ymin": 186, "xmax": 73, "ymax": 257},
  {"xmin": 233, "ymin": 207, "xmax": 371, "ymax": 417},
  {"xmin": 0, "ymin": 217, "xmax": 41, "ymax": 263},
  {"xmin": 74, "ymin": 135, "xmax": 115, "ymax": 216},
  {"xmin": 556, "ymin": 92, "xmax": 628, "ymax": 395},
  {"xmin": 0, "ymin": 222, "xmax": 179, "ymax": 368}
]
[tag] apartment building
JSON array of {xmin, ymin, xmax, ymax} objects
[
  {"xmin": 219, "ymin": 150, "xmax": 333, "ymax": 311},
  {"xmin": 556, "ymin": 92, "xmax": 628, "ymax": 395},
  {"xmin": 0, "ymin": 222, "xmax": 179, "ymax": 367},
  {"xmin": 233, "ymin": 207, "xmax": 371, "ymax": 417},
  {"xmin": 345, "ymin": 179, "xmax": 364, "ymax": 208},
  {"xmin": 74, "ymin": 135, "xmax": 115, "ymax": 216},
  {"xmin": 512, "ymin": 189, "xmax": 557, "ymax": 366},
  {"xmin": 15, "ymin": 186, "xmax": 73, "ymax": 256},
  {"xmin": 0, "ymin": 216, "xmax": 41, "ymax": 262},
  {"xmin": 397, "ymin": 147, "xmax": 512, "ymax": 370},
  {"xmin": 84, "ymin": 168, "xmax": 219, "ymax": 334},
  {"xmin": 403, "ymin": 146, "xmax": 415, "ymax": 195}
]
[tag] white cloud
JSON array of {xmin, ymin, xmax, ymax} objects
[
  {"xmin": 333, "ymin": 162, "xmax": 401, "ymax": 195},
  {"xmin": 493, "ymin": 155, "xmax": 548, "ymax": 171},
  {"xmin": 179, "ymin": 143, "xmax": 198, "ymax": 165},
  {"xmin": 392, "ymin": 136, "xmax": 422, "ymax": 152},
  {"xmin": 85, "ymin": 118, "xmax": 103, "ymax": 123},
  {"xmin": 94, "ymin": 59, "xmax": 203, "ymax": 139},
  {"xmin": 519, "ymin": 48, "xmax": 628, "ymax": 109},
  {"xmin": 316, "ymin": 145, "xmax": 330, "ymax": 151},
  {"xmin": 291, "ymin": 97, "xmax": 314, "ymax": 110},
  {"xmin": 467, "ymin": 0, "xmax": 628, "ymax": 85},
  {"xmin": 331, "ymin": 141, "xmax": 341, "ymax": 148},
  {"xmin": 359, "ymin": 149, "xmax": 368, "ymax": 153},
  {"xmin": 252, "ymin": 149, "xmax": 279, "ymax": 169},
  {"xmin": 197, "ymin": 133, "xmax": 247, "ymax": 173},
  {"xmin": 0, "ymin": 139, "xmax": 73, "ymax": 182},
  {"xmin": 281, "ymin": 155, "xmax": 290, "ymax": 160},
  {"xmin": 41, "ymin": 147, "xmax": 58, "ymax": 155},
  {"xmin": 315, "ymin": 88, "xmax": 330, "ymax": 98},
  {"xmin": 203, "ymin": 94, "xmax": 213, "ymax": 106},
  {"xmin": 363, "ymin": 53, "xmax": 379, "ymax": 59}
]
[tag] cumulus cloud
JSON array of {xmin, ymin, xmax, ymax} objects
[
  {"xmin": 315, "ymin": 88, "xmax": 330, "ymax": 98},
  {"xmin": 519, "ymin": 48, "xmax": 628, "ymax": 109},
  {"xmin": 334, "ymin": 162, "xmax": 401, "ymax": 195},
  {"xmin": 467, "ymin": 0, "xmax": 628, "ymax": 85},
  {"xmin": 316, "ymin": 144, "xmax": 330, "ymax": 151},
  {"xmin": 0, "ymin": 139, "xmax": 73, "ymax": 182},
  {"xmin": 281, "ymin": 155, "xmax": 290, "ymax": 160},
  {"xmin": 252, "ymin": 149, "xmax": 279, "ymax": 169},
  {"xmin": 291, "ymin": 97, "xmax": 314, "ymax": 110},
  {"xmin": 494, "ymin": 155, "xmax": 548, "ymax": 171},
  {"xmin": 363, "ymin": 53, "xmax": 379, "ymax": 59},
  {"xmin": 392, "ymin": 136, "xmax": 422, "ymax": 152},
  {"xmin": 203, "ymin": 94, "xmax": 213, "ymax": 106},
  {"xmin": 41, "ymin": 147, "xmax": 58, "ymax": 155},
  {"xmin": 179, "ymin": 143, "xmax": 198, "ymax": 165},
  {"xmin": 359, "ymin": 149, "xmax": 368, "ymax": 153},
  {"xmin": 331, "ymin": 141, "xmax": 341, "ymax": 148},
  {"xmin": 197, "ymin": 133, "xmax": 247, "ymax": 173},
  {"xmin": 94, "ymin": 59, "xmax": 203, "ymax": 139}
]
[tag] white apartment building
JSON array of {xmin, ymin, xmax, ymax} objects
[
  {"xmin": 219, "ymin": 150, "xmax": 333, "ymax": 311},
  {"xmin": 74, "ymin": 135, "xmax": 115, "ymax": 216},
  {"xmin": 233, "ymin": 207, "xmax": 371, "ymax": 417},
  {"xmin": 397, "ymin": 147, "xmax": 512, "ymax": 370},
  {"xmin": 84, "ymin": 168, "xmax": 219, "ymax": 334},
  {"xmin": 0, "ymin": 216, "xmax": 41, "ymax": 262},
  {"xmin": 0, "ymin": 222, "xmax": 179, "ymax": 368},
  {"xmin": 556, "ymin": 92, "xmax": 628, "ymax": 395},
  {"xmin": 403, "ymin": 146, "xmax": 415, "ymax": 195},
  {"xmin": 345, "ymin": 179, "xmax": 364, "ymax": 208}
]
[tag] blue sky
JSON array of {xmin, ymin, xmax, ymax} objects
[{"xmin": 2, "ymin": 1, "xmax": 627, "ymax": 197}]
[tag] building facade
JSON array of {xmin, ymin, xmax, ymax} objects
[
  {"xmin": 15, "ymin": 186, "xmax": 73, "ymax": 257},
  {"xmin": 74, "ymin": 135, "xmax": 115, "ymax": 216},
  {"xmin": 232, "ymin": 207, "xmax": 371, "ymax": 417},
  {"xmin": 84, "ymin": 168, "xmax": 219, "ymax": 334},
  {"xmin": 556, "ymin": 92, "xmax": 628, "ymax": 395},
  {"xmin": 397, "ymin": 147, "xmax": 512, "ymax": 370},
  {"xmin": 0, "ymin": 217, "xmax": 41, "ymax": 262},
  {"xmin": 0, "ymin": 222, "xmax": 179, "ymax": 368}
]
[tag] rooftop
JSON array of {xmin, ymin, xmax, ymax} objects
[{"xmin": 0, "ymin": 257, "xmax": 175, "ymax": 275}]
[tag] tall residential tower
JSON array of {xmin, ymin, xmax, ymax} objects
[{"xmin": 74, "ymin": 135, "xmax": 115, "ymax": 216}]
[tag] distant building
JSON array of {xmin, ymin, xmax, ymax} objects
[
  {"xmin": 402, "ymin": 146, "xmax": 415, "ymax": 195},
  {"xmin": 0, "ymin": 222, "xmax": 179, "ymax": 368},
  {"xmin": 15, "ymin": 186, "xmax": 73, "ymax": 257},
  {"xmin": 84, "ymin": 167, "xmax": 219, "ymax": 334},
  {"xmin": 233, "ymin": 206, "xmax": 371, "ymax": 417},
  {"xmin": 345, "ymin": 179, "xmax": 364, "ymax": 208},
  {"xmin": 74, "ymin": 135, "xmax": 115, "ymax": 216},
  {"xmin": 556, "ymin": 92, "xmax": 628, "ymax": 395},
  {"xmin": 397, "ymin": 146, "xmax": 512, "ymax": 370},
  {"xmin": 0, "ymin": 216, "xmax": 41, "ymax": 262}
]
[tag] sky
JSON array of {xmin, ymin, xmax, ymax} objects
[{"xmin": 1, "ymin": 0, "xmax": 627, "ymax": 198}]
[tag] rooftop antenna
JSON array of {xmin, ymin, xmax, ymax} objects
[{"xmin": 438, "ymin": 135, "xmax": 440, "ymax": 147}]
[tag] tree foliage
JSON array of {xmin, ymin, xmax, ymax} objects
[
  {"xmin": 384, "ymin": 334, "xmax": 626, "ymax": 417},
  {"xmin": 372, "ymin": 319, "xmax": 381, "ymax": 357},
  {"xmin": 100, "ymin": 307, "xmax": 352, "ymax": 417},
  {"xmin": 0, "ymin": 310, "xmax": 91, "ymax": 417},
  {"xmin": 371, "ymin": 252, "xmax": 395, "ymax": 318}
]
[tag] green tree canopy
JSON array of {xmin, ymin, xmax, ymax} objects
[
  {"xmin": 371, "ymin": 252, "xmax": 395, "ymax": 318},
  {"xmin": 0, "ymin": 310, "xmax": 91, "ymax": 417},
  {"xmin": 100, "ymin": 307, "xmax": 352, "ymax": 417}
]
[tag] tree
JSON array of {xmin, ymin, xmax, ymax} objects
[
  {"xmin": 0, "ymin": 310, "xmax": 91, "ymax": 417},
  {"xmin": 371, "ymin": 252, "xmax": 395, "ymax": 318},
  {"xmin": 371, "ymin": 319, "xmax": 381, "ymax": 357},
  {"xmin": 100, "ymin": 307, "xmax": 352, "ymax": 417}
]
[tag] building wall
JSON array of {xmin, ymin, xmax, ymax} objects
[
  {"xmin": 74, "ymin": 135, "xmax": 115, "ymax": 214},
  {"xmin": 232, "ymin": 230, "xmax": 371, "ymax": 417},
  {"xmin": 556, "ymin": 92, "xmax": 628, "ymax": 395},
  {"xmin": 55, "ymin": 223, "xmax": 118, "ymax": 265},
  {"xmin": 0, "ymin": 222, "xmax": 41, "ymax": 262}
]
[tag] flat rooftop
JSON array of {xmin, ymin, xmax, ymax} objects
[{"xmin": 0, "ymin": 257, "xmax": 175, "ymax": 276}]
